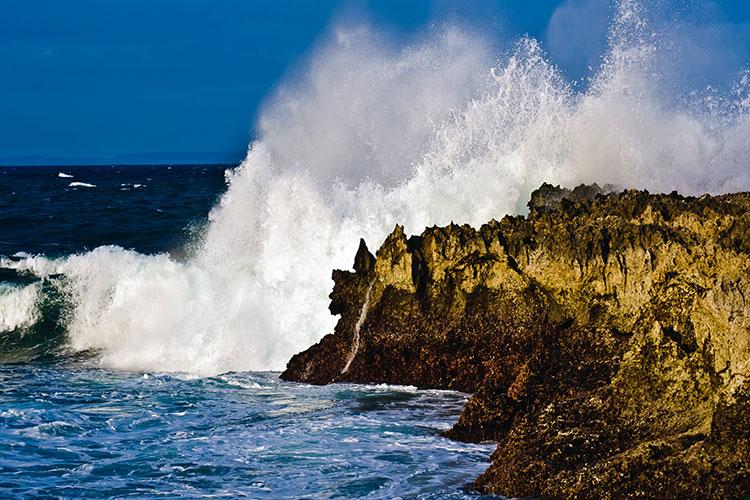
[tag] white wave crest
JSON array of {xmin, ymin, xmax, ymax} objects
[
  {"xmin": 9, "ymin": 1, "xmax": 750, "ymax": 375},
  {"xmin": 0, "ymin": 283, "xmax": 41, "ymax": 333}
]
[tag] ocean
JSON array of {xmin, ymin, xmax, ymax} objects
[
  {"xmin": 2, "ymin": 2, "xmax": 749, "ymax": 496},
  {"xmin": 0, "ymin": 165, "xmax": 494, "ymax": 499}
]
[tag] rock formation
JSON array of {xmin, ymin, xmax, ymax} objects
[{"xmin": 282, "ymin": 184, "xmax": 750, "ymax": 498}]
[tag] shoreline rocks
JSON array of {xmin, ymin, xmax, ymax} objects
[{"xmin": 282, "ymin": 184, "xmax": 750, "ymax": 498}]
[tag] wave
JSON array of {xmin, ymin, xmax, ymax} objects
[
  {"xmin": 0, "ymin": 283, "xmax": 40, "ymax": 332},
  {"xmin": 2, "ymin": 0, "xmax": 749, "ymax": 375},
  {"xmin": 0, "ymin": 276, "xmax": 71, "ymax": 363},
  {"xmin": 68, "ymin": 182, "xmax": 96, "ymax": 188}
]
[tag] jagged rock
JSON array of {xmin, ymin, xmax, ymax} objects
[
  {"xmin": 353, "ymin": 238, "xmax": 375, "ymax": 275},
  {"xmin": 281, "ymin": 185, "xmax": 750, "ymax": 498},
  {"xmin": 527, "ymin": 182, "xmax": 614, "ymax": 212}
]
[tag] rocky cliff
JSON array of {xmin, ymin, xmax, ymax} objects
[{"xmin": 281, "ymin": 184, "xmax": 750, "ymax": 498}]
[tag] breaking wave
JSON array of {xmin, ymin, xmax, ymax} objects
[
  {"xmin": 0, "ymin": 283, "xmax": 40, "ymax": 333},
  {"xmin": 2, "ymin": 0, "xmax": 748, "ymax": 374}
]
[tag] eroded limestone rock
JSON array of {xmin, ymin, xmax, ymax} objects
[{"xmin": 282, "ymin": 184, "xmax": 750, "ymax": 498}]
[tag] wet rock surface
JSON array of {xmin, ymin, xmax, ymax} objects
[{"xmin": 282, "ymin": 184, "xmax": 750, "ymax": 498}]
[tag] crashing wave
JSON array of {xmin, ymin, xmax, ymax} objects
[{"xmin": 3, "ymin": 0, "xmax": 749, "ymax": 375}]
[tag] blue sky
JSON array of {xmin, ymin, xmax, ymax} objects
[{"xmin": 1, "ymin": 0, "xmax": 748, "ymax": 165}]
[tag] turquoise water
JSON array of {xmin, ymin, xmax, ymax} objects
[{"xmin": 0, "ymin": 364, "xmax": 494, "ymax": 498}]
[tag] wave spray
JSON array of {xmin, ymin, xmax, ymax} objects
[{"xmin": 3, "ymin": 1, "xmax": 749, "ymax": 374}]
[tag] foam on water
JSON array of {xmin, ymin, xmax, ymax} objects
[
  {"xmin": 0, "ymin": 283, "xmax": 40, "ymax": 332},
  {"xmin": 0, "ymin": 366, "xmax": 492, "ymax": 498},
  {"xmin": 3, "ymin": 1, "xmax": 749, "ymax": 375}
]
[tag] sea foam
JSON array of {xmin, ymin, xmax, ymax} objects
[
  {"xmin": 0, "ymin": 283, "xmax": 40, "ymax": 333},
  {"xmin": 4, "ymin": 0, "xmax": 749, "ymax": 375}
]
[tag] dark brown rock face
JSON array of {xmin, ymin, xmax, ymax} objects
[{"xmin": 281, "ymin": 184, "xmax": 750, "ymax": 498}]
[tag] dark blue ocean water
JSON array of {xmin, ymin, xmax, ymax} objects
[
  {"xmin": 0, "ymin": 165, "xmax": 228, "ymax": 257},
  {"xmin": 0, "ymin": 166, "xmax": 495, "ymax": 499}
]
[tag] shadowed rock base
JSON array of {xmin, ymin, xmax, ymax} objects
[{"xmin": 282, "ymin": 184, "xmax": 750, "ymax": 498}]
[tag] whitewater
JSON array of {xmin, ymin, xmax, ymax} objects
[{"xmin": 2, "ymin": 0, "xmax": 749, "ymax": 375}]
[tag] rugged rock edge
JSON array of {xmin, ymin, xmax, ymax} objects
[{"xmin": 282, "ymin": 183, "xmax": 750, "ymax": 498}]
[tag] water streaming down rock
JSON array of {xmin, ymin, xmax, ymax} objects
[
  {"xmin": 1, "ymin": 0, "xmax": 749, "ymax": 374},
  {"xmin": 341, "ymin": 280, "xmax": 374, "ymax": 375}
]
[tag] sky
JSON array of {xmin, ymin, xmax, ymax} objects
[{"xmin": 1, "ymin": 0, "xmax": 749, "ymax": 165}]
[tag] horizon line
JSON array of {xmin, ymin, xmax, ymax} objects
[{"xmin": 0, "ymin": 162, "xmax": 240, "ymax": 168}]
